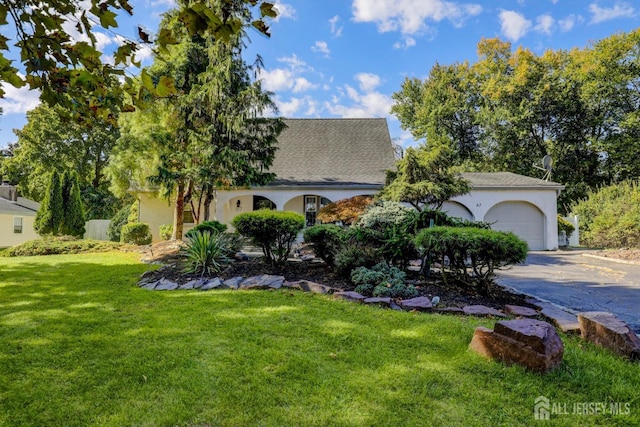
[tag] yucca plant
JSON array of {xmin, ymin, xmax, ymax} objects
[{"xmin": 182, "ymin": 230, "xmax": 232, "ymax": 276}]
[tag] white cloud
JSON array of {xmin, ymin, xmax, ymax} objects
[
  {"xmin": 393, "ymin": 36, "xmax": 417, "ymax": 49},
  {"xmin": 355, "ymin": 73, "xmax": 382, "ymax": 92},
  {"xmin": 258, "ymin": 68, "xmax": 295, "ymax": 92},
  {"xmin": 276, "ymin": 97, "xmax": 304, "ymax": 116},
  {"xmin": 352, "ymin": 0, "xmax": 482, "ymax": 35},
  {"xmin": 277, "ymin": 54, "xmax": 309, "ymax": 71},
  {"xmin": 292, "ymin": 78, "xmax": 316, "ymax": 93},
  {"xmin": 0, "ymin": 78, "xmax": 41, "ymax": 115},
  {"xmin": 498, "ymin": 10, "xmax": 532, "ymax": 41},
  {"xmin": 329, "ymin": 15, "xmax": 344, "ymax": 37},
  {"xmin": 558, "ymin": 14, "xmax": 583, "ymax": 31},
  {"xmin": 588, "ymin": 2, "xmax": 635, "ymax": 24},
  {"xmin": 534, "ymin": 14, "xmax": 554, "ymax": 34},
  {"xmin": 273, "ymin": 2, "xmax": 296, "ymax": 21},
  {"xmin": 311, "ymin": 41, "xmax": 330, "ymax": 57}
]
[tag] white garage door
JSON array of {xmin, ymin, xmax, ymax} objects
[
  {"xmin": 484, "ymin": 202, "xmax": 544, "ymax": 250},
  {"xmin": 442, "ymin": 201, "xmax": 474, "ymax": 221}
]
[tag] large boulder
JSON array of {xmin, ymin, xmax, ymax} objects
[
  {"xmin": 578, "ymin": 311, "xmax": 640, "ymax": 360},
  {"xmin": 469, "ymin": 319, "xmax": 564, "ymax": 373}
]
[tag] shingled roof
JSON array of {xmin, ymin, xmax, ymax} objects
[
  {"xmin": 462, "ymin": 172, "xmax": 564, "ymax": 189},
  {"xmin": 266, "ymin": 118, "xmax": 396, "ymax": 187}
]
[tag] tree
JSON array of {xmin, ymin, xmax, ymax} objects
[
  {"xmin": 0, "ymin": 0, "xmax": 278, "ymax": 121},
  {"xmin": 0, "ymin": 103, "xmax": 122, "ymax": 218},
  {"xmin": 34, "ymin": 171, "xmax": 63, "ymax": 236},
  {"xmin": 379, "ymin": 144, "xmax": 470, "ymax": 211},
  {"xmin": 317, "ymin": 195, "xmax": 373, "ymax": 225},
  {"xmin": 60, "ymin": 171, "xmax": 86, "ymax": 237}
]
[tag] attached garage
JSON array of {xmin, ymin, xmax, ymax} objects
[
  {"xmin": 484, "ymin": 201, "xmax": 545, "ymax": 250},
  {"xmin": 441, "ymin": 201, "xmax": 474, "ymax": 221}
]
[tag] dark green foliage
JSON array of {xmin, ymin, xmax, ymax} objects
[
  {"xmin": 182, "ymin": 230, "xmax": 233, "ymax": 276},
  {"xmin": 303, "ymin": 224, "xmax": 344, "ymax": 266},
  {"xmin": 572, "ymin": 180, "xmax": 640, "ymax": 248},
  {"xmin": 34, "ymin": 171, "xmax": 64, "ymax": 236},
  {"xmin": 415, "ymin": 226, "xmax": 528, "ymax": 294},
  {"xmin": 351, "ymin": 263, "xmax": 417, "ymax": 299},
  {"xmin": 1, "ymin": 236, "xmax": 121, "ymax": 257},
  {"xmin": 159, "ymin": 224, "xmax": 173, "ymax": 241},
  {"xmin": 60, "ymin": 172, "xmax": 86, "ymax": 238},
  {"xmin": 107, "ymin": 203, "xmax": 131, "ymax": 242},
  {"xmin": 185, "ymin": 220, "xmax": 227, "ymax": 239},
  {"xmin": 232, "ymin": 210, "xmax": 305, "ymax": 266},
  {"xmin": 557, "ymin": 215, "xmax": 575, "ymax": 238},
  {"xmin": 120, "ymin": 222, "xmax": 152, "ymax": 245},
  {"xmin": 334, "ymin": 245, "xmax": 380, "ymax": 277},
  {"xmin": 127, "ymin": 199, "xmax": 140, "ymax": 223}
]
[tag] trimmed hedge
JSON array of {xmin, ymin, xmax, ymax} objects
[
  {"xmin": 120, "ymin": 222, "xmax": 152, "ymax": 245},
  {"xmin": 1, "ymin": 236, "xmax": 122, "ymax": 257},
  {"xmin": 232, "ymin": 210, "xmax": 305, "ymax": 266},
  {"xmin": 303, "ymin": 224, "xmax": 344, "ymax": 266},
  {"xmin": 415, "ymin": 226, "xmax": 528, "ymax": 293}
]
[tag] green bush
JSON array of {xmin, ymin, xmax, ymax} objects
[
  {"xmin": 557, "ymin": 215, "xmax": 575, "ymax": 238},
  {"xmin": 127, "ymin": 199, "xmax": 140, "ymax": 223},
  {"xmin": 120, "ymin": 222, "xmax": 152, "ymax": 245},
  {"xmin": 351, "ymin": 263, "xmax": 417, "ymax": 299},
  {"xmin": 107, "ymin": 204, "xmax": 131, "ymax": 242},
  {"xmin": 185, "ymin": 220, "xmax": 227, "ymax": 239},
  {"xmin": 159, "ymin": 224, "xmax": 173, "ymax": 241},
  {"xmin": 232, "ymin": 210, "xmax": 305, "ymax": 266},
  {"xmin": 2, "ymin": 236, "xmax": 122, "ymax": 257},
  {"xmin": 415, "ymin": 227, "xmax": 528, "ymax": 294},
  {"xmin": 182, "ymin": 230, "xmax": 233, "ymax": 276},
  {"xmin": 303, "ymin": 224, "xmax": 344, "ymax": 266},
  {"xmin": 572, "ymin": 181, "xmax": 640, "ymax": 248},
  {"xmin": 334, "ymin": 245, "xmax": 380, "ymax": 277}
]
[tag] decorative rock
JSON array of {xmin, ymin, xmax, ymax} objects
[
  {"xmin": 154, "ymin": 278, "xmax": 179, "ymax": 291},
  {"xmin": 463, "ymin": 305, "xmax": 507, "ymax": 318},
  {"xmin": 140, "ymin": 281, "xmax": 158, "ymax": 290},
  {"xmin": 505, "ymin": 305, "xmax": 539, "ymax": 317},
  {"xmin": 399, "ymin": 296, "xmax": 433, "ymax": 311},
  {"xmin": 333, "ymin": 291, "xmax": 366, "ymax": 302},
  {"xmin": 469, "ymin": 319, "xmax": 564, "ymax": 373},
  {"xmin": 283, "ymin": 280, "xmax": 334, "ymax": 294},
  {"xmin": 435, "ymin": 307, "xmax": 464, "ymax": 315},
  {"xmin": 537, "ymin": 303, "xmax": 581, "ymax": 334},
  {"xmin": 578, "ymin": 311, "xmax": 640, "ymax": 360},
  {"xmin": 220, "ymin": 277, "xmax": 243, "ymax": 290},
  {"xmin": 240, "ymin": 275, "xmax": 285, "ymax": 290},
  {"xmin": 300, "ymin": 254, "xmax": 315, "ymax": 262},
  {"xmin": 363, "ymin": 297, "xmax": 402, "ymax": 310},
  {"xmin": 179, "ymin": 279, "xmax": 203, "ymax": 290},
  {"xmin": 200, "ymin": 278, "xmax": 222, "ymax": 291}
]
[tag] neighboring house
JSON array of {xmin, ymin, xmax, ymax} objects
[
  {"xmin": 137, "ymin": 118, "xmax": 563, "ymax": 250},
  {"xmin": 0, "ymin": 182, "xmax": 40, "ymax": 248}
]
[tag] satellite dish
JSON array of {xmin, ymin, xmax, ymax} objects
[{"xmin": 533, "ymin": 155, "xmax": 553, "ymax": 181}]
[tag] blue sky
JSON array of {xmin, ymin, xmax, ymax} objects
[{"xmin": 1, "ymin": 0, "xmax": 639, "ymax": 149}]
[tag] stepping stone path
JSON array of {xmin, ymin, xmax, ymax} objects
[
  {"xmin": 469, "ymin": 319, "xmax": 564, "ymax": 373},
  {"xmin": 578, "ymin": 312, "xmax": 640, "ymax": 360}
]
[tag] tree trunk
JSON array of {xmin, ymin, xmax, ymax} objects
[
  {"xmin": 204, "ymin": 186, "xmax": 216, "ymax": 221},
  {"xmin": 172, "ymin": 181, "xmax": 185, "ymax": 240}
]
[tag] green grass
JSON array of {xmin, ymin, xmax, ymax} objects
[{"xmin": 1, "ymin": 252, "xmax": 639, "ymax": 426}]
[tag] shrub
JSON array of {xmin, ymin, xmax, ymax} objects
[
  {"xmin": 232, "ymin": 210, "xmax": 305, "ymax": 266},
  {"xmin": 127, "ymin": 199, "xmax": 140, "ymax": 223},
  {"xmin": 303, "ymin": 224, "xmax": 344, "ymax": 266},
  {"xmin": 182, "ymin": 230, "xmax": 232, "ymax": 276},
  {"xmin": 107, "ymin": 204, "xmax": 131, "ymax": 242},
  {"xmin": 557, "ymin": 215, "xmax": 575, "ymax": 238},
  {"xmin": 159, "ymin": 224, "xmax": 173, "ymax": 241},
  {"xmin": 185, "ymin": 220, "xmax": 227, "ymax": 239},
  {"xmin": 120, "ymin": 222, "xmax": 152, "ymax": 245},
  {"xmin": 351, "ymin": 263, "xmax": 417, "ymax": 299},
  {"xmin": 2, "ymin": 236, "xmax": 121, "ymax": 257},
  {"xmin": 334, "ymin": 245, "xmax": 380, "ymax": 277},
  {"xmin": 34, "ymin": 170, "xmax": 63, "ymax": 236},
  {"xmin": 415, "ymin": 227, "xmax": 528, "ymax": 294},
  {"xmin": 572, "ymin": 181, "xmax": 640, "ymax": 248}
]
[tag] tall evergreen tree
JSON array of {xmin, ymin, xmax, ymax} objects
[
  {"xmin": 34, "ymin": 171, "xmax": 63, "ymax": 236},
  {"xmin": 60, "ymin": 172, "xmax": 86, "ymax": 237}
]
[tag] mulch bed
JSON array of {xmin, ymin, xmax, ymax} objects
[{"xmin": 139, "ymin": 242, "xmax": 529, "ymax": 310}]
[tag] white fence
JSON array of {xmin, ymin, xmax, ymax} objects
[
  {"xmin": 564, "ymin": 215, "xmax": 579, "ymax": 247},
  {"xmin": 84, "ymin": 220, "xmax": 111, "ymax": 241}
]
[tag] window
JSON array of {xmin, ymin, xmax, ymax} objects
[
  {"xmin": 13, "ymin": 217, "xmax": 23, "ymax": 234},
  {"xmin": 253, "ymin": 195, "xmax": 276, "ymax": 210},
  {"xmin": 304, "ymin": 196, "xmax": 332, "ymax": 226}
]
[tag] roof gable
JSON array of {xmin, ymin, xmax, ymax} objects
[{"xmin": 267, "ymin": 118, "xmax": 396, "ymax": 186}]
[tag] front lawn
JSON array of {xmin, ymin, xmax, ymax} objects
[{"xmin": 0, "ymin": 252, "xmax": 638, "ymax": 426}]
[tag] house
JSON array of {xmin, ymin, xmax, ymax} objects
[
  {"xmin": 137, "ymin": 118, "xmax": 563, "ymax": 250},
  {"xmin": 0, "ymin": 182, "xmax": 40, "ymax": 248}
]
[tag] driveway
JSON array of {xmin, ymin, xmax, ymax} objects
[{"xmin": 496, "ymin": 250, "xmax": 640, "ymax": 333}]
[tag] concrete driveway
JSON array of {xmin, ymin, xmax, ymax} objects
[{"xmin": 496, "ymin": 250, "xmax": 640, "ymax": 333}]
